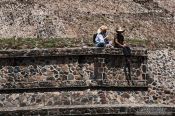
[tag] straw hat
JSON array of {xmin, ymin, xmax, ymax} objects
[
  {"xmin": 116, "ymin": 27, "xmax": 125, "ymax": 33},
  {"xmin": 100, "ymin": 25, "xmax": 108, "ymax": 30},
  {"xmin": 97, "ymin": 25, "xmax": 108, "ymax": 33}
]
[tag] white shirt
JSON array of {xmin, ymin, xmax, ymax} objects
[{"xmin": 95, "ymin": 33, "xmax": 105, "ymax": 43}]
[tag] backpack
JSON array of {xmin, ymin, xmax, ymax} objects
[{"xmin": 93, "ymin": 33, "xmax": 97, "ymax": 43}]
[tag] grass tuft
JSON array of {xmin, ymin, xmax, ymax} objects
[{"xmin": 0, "ymin": 37, "xmax": 174, "ymax": 50}]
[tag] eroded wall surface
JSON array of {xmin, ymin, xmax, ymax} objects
[
  {"xmin": 0, "ymin": 0, "xmax": 174, "ymax": 43},
  {"xmin": 0, "ymin": 48, "xmax": 174, "ymax": 115}
]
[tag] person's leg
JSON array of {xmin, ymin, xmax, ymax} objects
[
  {"xmin": 123, "ymin": 47, "xmax": 132, "ymax": 83},
  {"xmin": 124, "ymin": 62, "xmax": 130, "ymax": 85},
  {"xmin": 96, "ymin": 43, "xmax": 105, "ymax": 47},
  {"xmin": 126, "ymin": 58, "xmax": 131, "ymax": 80},
  {"xmin": 126, "ymin": 46, "xmax": 131, "ymax": 56},
  {"xmin": 123, "ymin": 46, "xmax": 132, "ymax": 64},
  {"xmin": 123, "ymin": 46, "xmax": 131, "ymax": 56}
]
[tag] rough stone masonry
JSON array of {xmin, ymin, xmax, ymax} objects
[
  {"xmin": 0, "ymin": 0, "xmax": 175, "ymax": 115},
  {"xmin": 0, "ymin": 47, "xmax": 147, "ymax": 89},
  {"xmin": 0, "ymin": 47, "xmax": 174, "ymax": 115}
]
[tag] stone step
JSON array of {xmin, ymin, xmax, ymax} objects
[
  {"xmin": 0, "ymin": 90, "xmax": 152, "ymax": 108},
  {"xmin": 0, "ymin": 80, "xmax": 147, "ymax": 90},
  {"xmin": 0, "ymin": 48, "xmax": 150, "ymax": 115},
  {"xmin": 133, "ymin": 0, "xmax": 170, "ymax": 14},
  {"xmin": 0, "ymin": 104, "xmax": 174, "ymax": 116}
]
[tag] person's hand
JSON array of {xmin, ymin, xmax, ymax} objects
[
  {"xmin": 123, "ymin": 44, "xmax": 127, "ymax": 47},
  {"xmin": 106, "ymin": 44, "xmax": 110, "ymax": 48},
  {"xmin": 106, "ymin": 44, "xmax": 113, "ymax": 48},
  {"xmin": 105, "ymin": 35, "xmax": 109, "ymax": 39}
]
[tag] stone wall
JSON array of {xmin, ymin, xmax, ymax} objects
[
  {"xmin": 0, "ymin": 0, "xmax": 174, "ymax": 43},
  {"xmin": 0, "ymin": 48, "xmax": 147, "ymax": 89},
  {"xmin": 0, "ymin": 0, "xmax": 174, "ymax": 115},
  {"xmin": 0, "ymin": 48, "xmax": 174, "ymax": 115},
  {"xmin": 0, "ymin": 47, "xmax": 153, "ymax": 115},
  {"xmin": 147, "ymin": 49, "xmax": 175, "ymax": 105}
]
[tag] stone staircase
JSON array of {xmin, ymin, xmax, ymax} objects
[
  {"xmin": 0, "ymin": 47, "xmax": 152, "ymax": 115},
  {"xmin": 0, "ymin": 48, "xmax": 174, "ymax": 115}
]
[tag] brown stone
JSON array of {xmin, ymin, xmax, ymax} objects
[
  {"xmin": 88, "ymin": 64, "xmax": 94, "ymax": 71},
  {"xmin": 61, "ymin": 64, "xmax": 69, "ymax": 73},
  {"xmin": 121, "ymin": 92, "xmax": 130, "ymax": 99},
  {"xmin": 118, "ymin": 75, "xmax": 124, "ymax": 81},
  {"xmin": 67, "ymin": 74, "xmax": 74, "ymax": 80},
  {"xmin": 0, "ymin": 78, "xmax": 7, "ymax": 83},
  {"xmin": 75, "ymin": 75, "xmax": 82, "ymax": 80},
  {"xmin": 73, "ymin": 70, "xmax": 79, "ymax": 75},
  {"xmin": 149, "ymin": 90, "xmax": 157, "ymax": 96},
  {"xmin": 33, "ymin": 75, "xmax": 45, "ymax": 82},
  {"xmin": 164, "ymin": 90, "xmax": 171, "ymax": 94}
]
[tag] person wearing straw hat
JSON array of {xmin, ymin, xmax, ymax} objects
[
  {"xmin": 114, "ymin": 26, "xmax": 130, "ymax": 52},
  {"xmin": 114, "ymin": 27, "xmax": 126, "ymax": 48},
  {"xmin": 95, "ymin": 25, "xmax": 109, "ymax": 47},
  {"xmin": 114, "ymin": 27, "xmax": 132, "ymax": 82}
]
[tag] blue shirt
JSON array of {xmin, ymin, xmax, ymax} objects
[{"xmin": 95, "ymin": 33, "xmax": 105, "ymax": 43}]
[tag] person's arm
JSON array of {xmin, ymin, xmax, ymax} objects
[
  {"xmin": 116, "ymin": 41, "xmax": 125, "ymax": 47},
  {"xmin": 123, "ymin": 41, "xmax": 128, "ymax": 47},
  {"xmin": 104, "ymin": 34, "xmax": 109, "ymax": 39},
  {"xmin": 114, "ymin": 36, "xmax": 124, "ymax": 47}
]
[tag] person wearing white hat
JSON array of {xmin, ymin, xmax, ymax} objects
[{"xmin": 95, "ymin": 25, "xmax": 109, "ymax": 47}]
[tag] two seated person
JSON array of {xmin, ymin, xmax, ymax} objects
[
  {"xmin": 94, "ymin": 25, "xmax": 132, "ymax": 80},
  {"xmin": 94, "ymin": 25, "xmax": 127, "ymax": 48},
  {"xmin": 94, "ymin": 25, "xmax": 131, "ymax": 57}
]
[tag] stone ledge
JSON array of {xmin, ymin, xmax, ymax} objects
[
  {"xmin": 1, "ymin": 80, "xmax": 147, "ymax": 91},
  {"xmin": 0, "ymin": 47, "xmax": 147, "ymax": 58},
  {"xmin": 0, "ymin": 104, "xmax": 174, "ymax": 115}
]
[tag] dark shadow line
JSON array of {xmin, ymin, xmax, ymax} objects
[{"xmin": 0, "ymin": 86, "xmax": 148, "ymax": 94}]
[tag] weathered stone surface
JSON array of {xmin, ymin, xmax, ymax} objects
[
  {"xmin": 146, "ymin": 49, "xmax": 175, "ymax": 105},
  {"xmin": 0, "ymin": 48, "xmax": 174, "ymax": 115},
  {"xmin": 0, "ymin": 47, "xmax": 147, "ymax": 58},
  {"xmin": 0, "ymin": 103, "xmax": 174, "ymax": 116},
  {"xmin": 0, "ymin": 91, "xmax": 173, "ymax": 108},
  {"xmin": 0, "ymin": 48, "xmax": 148, "ymax": 89},
  {"xmin": 0, "ymin": 0, "xmax": 174, "ymax": 45},
  {"xmin": 0, "ymin": 0, "xmax": 174, "ymax": 115}
]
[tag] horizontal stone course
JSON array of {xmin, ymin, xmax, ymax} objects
[
  {"xmin": 0, "ymin": 104, "xmax": 174, "ymax": 116},
  {"xmin": 1, "ymin": 80, "xmax": 147, "ymax": 90},
  {"xmin": 0, "ymin": 47, "xmax": 147, "ymax": 58}
]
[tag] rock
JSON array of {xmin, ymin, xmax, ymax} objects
[
  {"xmin": 142, "ymin": 65, "xmax": 147, "ymax": 73},
  {"xmin": 75, "ymin": 75, "xmax": 82, "ymax": 80},
  {"xmin": 153, "ymin": 96, "xmax": 158, "ymax": 100},
  {"xmin": 129, "ymin": 96, "xmax": 136, "ymax": 103},
  {"xmin": 118, "ymin": 75, "xmax": 124, "ymax": 81},
  {"xmin": 0, "ymin": 101, "xmax": 3, "ymax": 107},
  {"xmin": 116, "ymin": 96, "xmax": 122, "ymax": 104},
  {"xmin": 121, "ymin": 92, "xmax": 130, "ymax": 99},
  {"xmin": 61, "ymin": 64, "xmax": 69, "ymax": 73},
  {"xmin": 149, "ymin": 90, "xmax": 157, "ymax": 96},
  {"xmin": 136, "ymin": 70, "xmax": 141, "ymax": 77},
  {"xmin": 67, "ymin": 73, "xmax": 74, "ymax": 80},
  {"xmin": 164, "ymin": 89, "xmax": 171, "ymax": 94},
  {"xmin": 46, "ymin": 76, "xmax": 55, "ymax": 81},
  {"xmin": 170, "ymin": 99, "xmax": 175, "ymax": 104}
]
